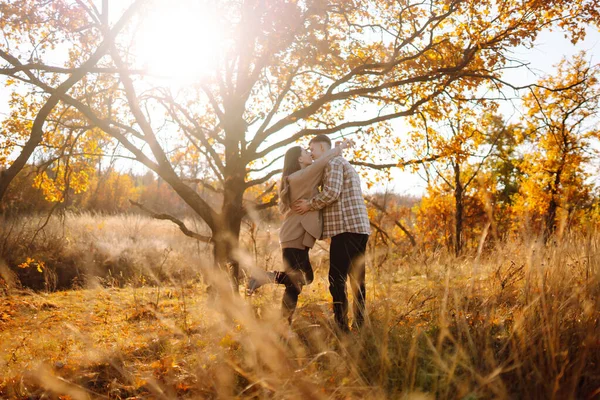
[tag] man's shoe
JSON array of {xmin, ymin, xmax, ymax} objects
[{"xmin": 246, "ymin": 271, "xmax": 276, "ymax": 296}]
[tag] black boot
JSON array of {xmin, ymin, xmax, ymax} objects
[
  {"xmin": 333, "ymin": 303, "xmax": 350, "ymax": 333},
  {"xmin": 246, "ymin": 271, "xmax": 276, "ymax": 296}
]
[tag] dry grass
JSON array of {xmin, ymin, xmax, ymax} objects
[
  {"xmin": 0, "ymin": 212, "xmax": 217, "ymax": 290},
  {"xmin": 1, "ymin": 214, "xmax": 599, "ymax": 399}
]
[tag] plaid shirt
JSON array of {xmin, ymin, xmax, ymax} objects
[{"xmin": 308, "ymin": 156, "xmax": 371, "ymax": 238}]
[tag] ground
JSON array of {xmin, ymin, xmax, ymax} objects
[{"xmin": 1, "ymin": 236, "xmax": 600, "ymax": 399}]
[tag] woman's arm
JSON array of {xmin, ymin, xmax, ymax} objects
[
  {"xmin": 304, "ymin": 146, "xmax": 342, "ymax": 174},
  {"xmin": 289, "ymin": 144, "xmax": 346, "ymax": 182}
]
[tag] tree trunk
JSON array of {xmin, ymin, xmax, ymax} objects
[
  {"xmin": 454, "ymin": 163, "xmax": 463, "ymax": 256},
  {"xmin": 212, "ymin": 229, "xmax": 240, "ymax": 291},
  {"xmin": 213, "ymin": 174, "xmax": 246, "ymax": 291},
  {"xmin": 544, "ymin": 169, "xmax": 562, "ymax": 243}
]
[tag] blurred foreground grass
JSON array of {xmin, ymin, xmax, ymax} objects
[
  {"xmin": 1, "ymin": 238, "xmax": 599, "ymax": 399},
  {"xmin": 1, "ymin": 214, "xmax": 599, "ymax": 399}
]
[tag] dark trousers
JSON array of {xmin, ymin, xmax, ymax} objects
[
  {"xmin": 329, "ymin": 232, "xmax": 369, "ymax": 331},
  {"xmin": 276, "ymin": 248, "xmax": 313, "ymax": 322}
]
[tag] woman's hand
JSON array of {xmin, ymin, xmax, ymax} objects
[{"xmin": 335, "ymin": 138, "xmax": 354, "ymax": 150}]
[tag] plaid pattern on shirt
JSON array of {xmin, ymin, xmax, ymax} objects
[{"xmin": 308, "ymin": 156, "xmax": 371, "ymax": 238}]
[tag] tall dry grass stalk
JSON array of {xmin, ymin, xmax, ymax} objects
[{"xmin": 0, "ymin": 213, "xmax": 599, "ymax": 399}]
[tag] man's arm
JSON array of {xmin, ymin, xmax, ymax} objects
[{"xmin": 293, "ymin": 159, "xmax": 343, "ymax": 214}]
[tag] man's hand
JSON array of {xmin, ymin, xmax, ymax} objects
[{"xmin": 292, "ymin": 199, "xmax": 311, "ymax": 215}]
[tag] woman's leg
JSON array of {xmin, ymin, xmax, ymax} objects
[
  {"xmin": 246, "ymin": 247, "xmax": 312, "ymax": 302},
  {"xmin": 280, "ymin": 248, "xmax": 310, "ymax": 323},
  {"xmin": 274, "ymin": 250, "xmax": 313, "ymax": 286}
]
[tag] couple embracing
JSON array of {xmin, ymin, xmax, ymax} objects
[{"xmin": 247, "ymin": 134, "xmax": 371, "ymax": 333}]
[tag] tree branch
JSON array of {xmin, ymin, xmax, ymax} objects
[
  {"xmin": 182, "ymin": 178, "xmax": 223, "ymax": 194},
  {"xmin": 247, "ymin": 154, "xmax": 284, "ymax": 173},
  {"xmin": 366, "ymin": 196, "xmax": 417, "ymax": 247},
  {"xmin": 252, "ymin": 77, "xmax": 454, "ymax": 160},
  {"xmin": 245, "ymin": 168, "xmax": 282, "ymax": 188},
  {"xmin": 243, "ymin": 195, "xmax": 279, "ymax": 214},
  {"xmin": 350, "ymin": 155, "xmax": 443, "ymax": 170},
  {"xmin": 129, "ymin": 200, "xmax": 212, "ymax": 243},
  {"xmin": 0, "ymin": 64, "xmax": 147, "ymax": 75},
  {"xmin": 370, "ymin": 220, "xmax": 399, "ymax": 247}
]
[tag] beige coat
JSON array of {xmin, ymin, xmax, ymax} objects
[{"xmin": 279, "ymin": 147, "xmax": 342, "ymax": 248}]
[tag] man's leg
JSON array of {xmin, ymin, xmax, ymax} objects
[
  {"xmin": 300, "ymin": 253, "xmax": 314, "ymax": 285},
  {"xmin": 347, "ymin": 234, "xmax": 369, "ymax": 329},
  {"xmin": 329, "ymin": 234, "xmax": 351, "ymax": 332}
]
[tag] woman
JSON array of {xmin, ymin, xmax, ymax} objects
[{"xmin": 247, "ymin": 139, "xmax": 350, "ymax": 323}]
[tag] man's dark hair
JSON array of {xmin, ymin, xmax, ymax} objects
[{"xmin": 309, "ymin": 134, "xmax": 332, "ymax": 148}]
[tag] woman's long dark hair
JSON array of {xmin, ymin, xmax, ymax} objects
[{"xmin": 279, "ymin": 146, "xmax": 303, "ymax": 213}]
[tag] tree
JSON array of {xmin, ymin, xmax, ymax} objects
[
  {"xmin": 0, "ymin": 0, "xmax": 143, "ymax": 202},
  {"xmin": 481, "ymin": 119, "xmax": 524, "ymax": 238},
  {"xmin": 513, "ymin": 52, "xmax": 600, "ymax": 241},
  {"xmin": 406, "ymin": 100, "xmax": 508, "ymax": 255},
  {"xmin": 1, "ymin": 0, "xmax": 599, "ymax": 286}
]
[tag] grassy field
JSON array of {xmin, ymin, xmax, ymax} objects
[{"xmin": 1, "ymin": 214, "xmax": 599, "ymax": 399}]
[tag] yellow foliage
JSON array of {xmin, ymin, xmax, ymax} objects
[{"xmin": 17, "ymin": 257, "xmax": 45, "ymax": 273}]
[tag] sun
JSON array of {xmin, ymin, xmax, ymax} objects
[{"xmin": 134, "ymin": 1, "xmax": 225, "ymax": 85}]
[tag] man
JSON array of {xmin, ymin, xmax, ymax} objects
[{"xmin": 293, "ymin": 134, "xmax": 371, "ymax": 332}]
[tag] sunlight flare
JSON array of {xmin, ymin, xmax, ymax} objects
[{"xmin": 134, "ymin": 1, "xmax": 225, "ymax": 84}]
